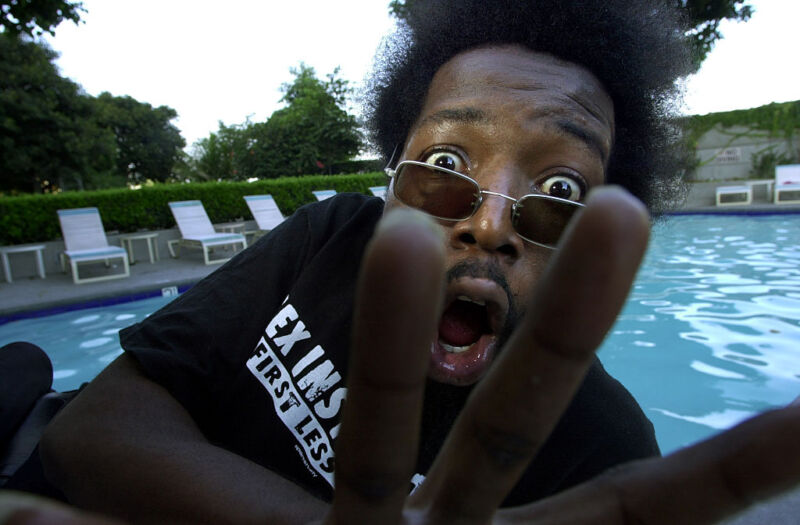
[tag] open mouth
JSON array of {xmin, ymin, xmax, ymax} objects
[
  {"xmin": 429, "ymin": 283, "xmax": 507, "ymax": 386},
  {"xmin": 439, "ymin": 296, "xmax": 492, "ymax": 352}
]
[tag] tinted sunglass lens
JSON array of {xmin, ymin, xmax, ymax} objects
[
  {"xmin": 514, "ymin": 196, "xmax": 581, "ymax": 247},
  {"xmin": 395, "ymin": 164, "xmax": 478, "ymax": 220}
]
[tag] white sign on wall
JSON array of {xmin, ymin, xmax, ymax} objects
[{"xmin": 713, "ymin": 147, "xmax": 742, "ymax": 163}]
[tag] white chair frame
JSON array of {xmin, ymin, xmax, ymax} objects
[
  {"xmin": 167, "ymin": 200, "xmax": 247, "ymax": 265},
  {"xmin": 312, "ymin": 189, "xmax": 337, "ymax": 201},
  {"xmin": 244, "ymin": 195, "xmax": 285, "ymax": 241},
  {"xmin": 774, "ymin": 165, "xmax": 800, "ymax": 204},
  {"xmin": 369, "ymin": 186, "xmax": 387, "ymax": 200},
  {"xmin": 57, "ymin": 208, "xmax": 130, "ymax": 284}
]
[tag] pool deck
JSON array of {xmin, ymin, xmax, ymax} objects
[
  {"xmin": 2, "ymin": 186, "xmax": 800, "ymax": 521},
  {"xmin": 0, "ymin": 252, "xmax": 222, "ymax": 319}
]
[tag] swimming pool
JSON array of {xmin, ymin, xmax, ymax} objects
[
  {"xmin": 1, "ymin": 214, "xmax": 798, "ymax": 454},
  {"xmin": 599, "ymin": 213, "xmax": 800, "ymax": 453},
  {"xmin": 0, "ymin": 294, "xmax": 174, "ymax": 391}
]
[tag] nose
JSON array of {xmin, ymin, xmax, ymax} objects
[{"xmin": 450, "ymin": 189, "xmax": 524, "ymax": 261}]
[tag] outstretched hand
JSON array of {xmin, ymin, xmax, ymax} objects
[
  {"xmin": 326, "ymin": 186, "xmax": 800, "ymax": 525},
  {"xmin": 0, "ymin": 491, "xmax": 122, "ymax": 525}
]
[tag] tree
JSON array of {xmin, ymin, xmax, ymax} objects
[
  {"xmin": 252, "ymin": 64, "xmax": 362, "ymax": 178},
  {"xmin": 192, "ymin": 64, "xmax": 363, "ymax": 181},
  {"xmin": 0, "ymin": 34, "xmax": 117, "ymax": 193},
  {"xmin": 387, "ymin": 0, "xmax": 410, "ymax": 21},
  {"xmin": 1, "ymin": 0, "xmax": 84, "ymax": 37},
  {"xmin": 388, "ymin": 0, "xmax": 753, "ymax": 69},
  {"xmin": 0, "ymin": 35, "xmax": 186, "ymax": 193},
  {"xmin": 677, "ymin": 0, "xmax": 753, "ymax": 68},
  {"xmin": 192, "ymin": 121, "xmax": 253, "ymax": 181},
  {"xmin": 93, "ymin": 92, "xmax": 186, "ymax": 184}
]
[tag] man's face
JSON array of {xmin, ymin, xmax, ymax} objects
[{"xmin": 383, "ymin": 45, "xmax": 615, "ymax": 386}]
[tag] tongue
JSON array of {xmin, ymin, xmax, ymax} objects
[{"xmin": 439, "ymin": 301, "xmax": 488, "ymax": 347}]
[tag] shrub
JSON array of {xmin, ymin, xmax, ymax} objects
[{"xmin": 0, "ymin": 172, "xmax": 388, "ymax": 245}]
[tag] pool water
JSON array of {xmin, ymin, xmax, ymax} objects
[
  {"xmin": 598, "ymin": 214, "xmax": 800, "ymax": 453},
  {"xmin": 0, "ymin": 295, "xmax": 173, "ymax": 391},
  {"xmin": 1, "ymin": 214, "xmax": 798, "ymax": 454}
]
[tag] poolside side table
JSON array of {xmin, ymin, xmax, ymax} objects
[
  {"xmin": 746, "ymin": 179, "xmax": 775, "ymax": 201},
  {"xmin": 0, "ymin": 244, "xmax": 46, "ymax": 283},
  {"xmin": 119, "ymin": 232, "xmax": 159, "ymax": 264},
  {"xmin": 215, "ymin": 222, "xmax": 246, "ymax": 234}
]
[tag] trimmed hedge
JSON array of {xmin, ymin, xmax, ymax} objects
[{"xmin": 0, "ymin": 172, "xmax": 388, "ymax": 245}]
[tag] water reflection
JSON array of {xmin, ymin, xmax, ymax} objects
[
  {"xmin": 600, "ymin": 215, "xmax": 800, "ymax": 453},
  {"xmin": 0, "ymin": 295, "xmax": 173, "ymax": 392}
]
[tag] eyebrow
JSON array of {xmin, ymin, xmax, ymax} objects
[
  {"xmin": 553, "ymin": 118, "xmax": 610, "ymax": 164},
  {"xmin": 418, "ymin": 107, "xmax": 489, "ymax": 128}
]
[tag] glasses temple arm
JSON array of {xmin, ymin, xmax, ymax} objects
[{"xmin": 383, "ymin": 145, "xmax": 400, "ymax": 176}]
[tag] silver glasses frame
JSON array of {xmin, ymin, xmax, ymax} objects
[{"xmin": 385, "ymin": 160, "xmax": 585, "ymax": 249}]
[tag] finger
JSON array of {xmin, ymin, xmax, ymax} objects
[
  {"xmin": 0, "ymin": 491, "xmax": 123, "ymax": 525},
  {"xmin": 413, "ymin": 186, "xmax": 651, "ymax": 521},
  {"xmin": 327, "ymin": 209, "xmax": 446, "ymax": 524},
  {"xmin": 500, "ymin": 403, "xmax": 800, "ymax": 524}
]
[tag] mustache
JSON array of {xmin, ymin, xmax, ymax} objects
[
  {"xmin": 446, "ymin": 260, "xmax": 511, "ymax": 294},
  {"xmin": 445, "ymin": 260, "xmax": 519, "ymax": 344}
]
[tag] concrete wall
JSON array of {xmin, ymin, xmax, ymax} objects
[{"xmin": 692, "ymin": 125, "xmax": 798, "ymax": 181}]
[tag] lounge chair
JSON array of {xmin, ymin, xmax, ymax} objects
[
  {"xmin": 57, "ymin": 208, "xmax": 130, "ymax": 284},
  {"xmin": 312, "ymin": 189, "xmax": 336, "ymax": 201},
  {"xmin": 167, "ymin": 200, "xmax": 247, "ymax": 265},
  {"xmin": 774, "ymin": 164, "xmax": 800, "ymax": 204},
  {"xmin": 369, "ymin": 186, "xmax": 387, "ymax": 200},
  {"xmin": 244, "ymin": 194, "xmax": 285, "ymax": 241}
]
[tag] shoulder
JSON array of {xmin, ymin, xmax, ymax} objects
[
  {"xmin": 286, "ymin": 193, "xmax": 384, "ymax": 259},
  {"xmin": 301, "ymin": 193, "xmax": 384, "ymax": 231},
  {"xmin": 244, "ymin": 192, "xmax": 384, "ymax": 264}
]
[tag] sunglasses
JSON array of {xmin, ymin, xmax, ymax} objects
[{"xmin": 385, "ymin": 160, "xmax": 585, "ymax": 249}]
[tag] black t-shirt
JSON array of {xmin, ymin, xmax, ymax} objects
[{"xmin": 120, "ymin": 193, "xmax": 659, "ymax": 505}]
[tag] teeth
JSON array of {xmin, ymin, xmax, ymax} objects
[
  {"xmin": 440, "ymin": 341, "xmax": 470, "ymax": 354},
  {"xmin": 457, "ymin": 295, "xmax": 486, "ymax": 306}
]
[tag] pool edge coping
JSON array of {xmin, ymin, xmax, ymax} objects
[{"xmin": 0, "ymin": 281, "xmax": 197, "ymax": 326}]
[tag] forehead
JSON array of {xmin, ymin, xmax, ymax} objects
[{"xmin": 409, "ymin": 45, "xmax": 615, "ymax": 157}]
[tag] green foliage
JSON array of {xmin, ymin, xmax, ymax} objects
[
  {"xmin": 0, "ymin": 172, "xmax": 388, "ymax": 245},
  {"xmin": 676, "ymin": 0, "xmax": 753, "ymax": 69},
  {"xmin": 329, "ymin": 159, "xmax": 385, "ymax": 174},
  {"xmin": 94, "ymin": 92, "xmax": 186, "ymax": 184},
  {"xmin": 1, "ymin": 0, "xmax": 84, "ymax": 37},
  {"xmin": 169, "ymin": 150, "xmax": 208, "ymax": 184},
  {"xmin": 388, "ymin": 0, "xmax": 409, "ymax": 21},
  {"xmin": 388, "ymin": 0, "xmax": 753, "ymax": 69},
  {"xmin": 683, "ymin": 100, "xmax": 799, "ymax": 180},
  {"xmin": 750, "ymin": 147, "xmax": 797, "ymax": 179},
  {"xmin": 685, "ymin": 100, "xmax": 800, "ymax": 148},
  {"xmin": 0, "ymin": 33, "xmax": 118, "ymax": 193},
  {"xmin": 192, "ymin": 64, "xmax": 362, "ymax": 181},
  {"xmin": 192, "ymin": 121, "xmax": 254, "ymax": 181},
  {"xmin": 0, "ymin": 35, "xmax": 186, "ymax": 193}
]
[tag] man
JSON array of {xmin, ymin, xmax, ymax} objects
[{"xmin": 31, "ymin": 1, "xmax": 800, "ymax": 524}]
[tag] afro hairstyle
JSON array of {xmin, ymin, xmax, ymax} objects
[{"xmin": 364, "ymin": 0, "xmax": 694, "ymax": 214}]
